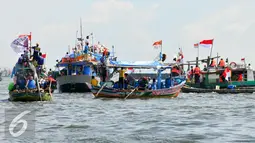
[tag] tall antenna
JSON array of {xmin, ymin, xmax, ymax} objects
[
  {"xmin": 80, "ymin": 18, "xmax": 83, "ymax": 42},
  {"xmin": 112, "ymin": 45, "xmax": 115, "ymax": 57},
  {"xmin": 77, "ymin": 18, "xmax": 84, "ymax": 47}
]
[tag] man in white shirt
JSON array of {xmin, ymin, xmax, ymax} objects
[{"xmin": 248, "ymin": 64, "xmax": 253, "ymax": 70}]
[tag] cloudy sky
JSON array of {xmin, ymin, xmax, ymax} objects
[{"xmin": 0, "ymin": 0, "xmax": 254, "ymax": 69}]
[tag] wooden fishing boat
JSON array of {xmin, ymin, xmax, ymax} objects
[
  {"xmin": 9, "ymin": 89, "xmax": 52, "ymax": 102},
  {"xmin": 9, "ymin": 34, "xmax": 55, "ymax": 102},
  {"xmin": 91, "ymin": 80, "xmax": 186, "ymax": 99}
]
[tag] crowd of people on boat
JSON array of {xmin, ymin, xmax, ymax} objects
[
  {"xmin": 62, "ymin": 37, "xmax": 110, "ymax": 63},
  {"xmin": 91, "ymin": 66, "xmax": 183, "ymax": 91},
  {"xmin": 186, "ymin": 58, "xmax": 252, "ymax": 84},
  {"xmin": 9, "ymin": 43, "xmax": 55, "ymax": 93}
]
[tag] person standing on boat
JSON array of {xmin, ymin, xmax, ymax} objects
[
  {"xmin": 188, "ymin": 66, "xmax": 194, "ymax": 82},
  {"xmin": 32, "ymin": 43, "xmax": 41, "ymax": 60},
  {"xmin": 118, "ymin": 67, "xmax": 126, "ymax": 89},
  {"xmin": 84, "ymin": 42, "xmax": 89, "ymax": 61},
  {"xmin": 218, "ymin": 58, "xmax": 225, "ymax": 68},
  {"xmin": 210, "ymin": 58, "xmax": 216, "ymax": 67},
  {"xmin": 194, "ymin": 65, "xmax": 201, "ymax": 84},
  {"xmin": 248, "ymin": 64, "xmax": 253, "ymax": 70}
]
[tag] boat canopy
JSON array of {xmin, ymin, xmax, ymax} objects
[{"xmin": 109, "ymin": 60, "xmax": 171, "ymax": 69}]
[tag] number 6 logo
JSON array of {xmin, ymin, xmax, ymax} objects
[{"xmin": 9, "ymin": 110, "xmax": 31, "ymax": 137}]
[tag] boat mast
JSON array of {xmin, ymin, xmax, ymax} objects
[{"xmin": 79, "ymin": 18, "xmax": 84, "ymax": 48}]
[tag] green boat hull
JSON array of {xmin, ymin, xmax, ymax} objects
[
  {"xmin": 9, "ymin": 92, "xmax": 52, "ymax": 102},
  {"xmin": 186, "ymin": 81, "xmax": 255, "ymax": 89}
]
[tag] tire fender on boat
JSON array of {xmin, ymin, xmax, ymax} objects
[{"xmin": 230, "ymin": 62, "xmax": 237, "ymax": 69}]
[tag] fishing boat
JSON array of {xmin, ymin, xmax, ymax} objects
[
  {"xmin": 8, "ymin": 34, "xmax": 54, "ymax": 101},
  {"xmin": 56, "ymin": 20, "xmax": 118, "ymax": 93},
  {"xmin": 89, "ymin": 60, "xmax": 186, "ymax": 99},
  {"xmin": 8, "ymin": 62, "xmax": 54, "ymax": 101},
  {"xmin": 183, "ymin": 55, "xmax": 255, "ymax": 94}
]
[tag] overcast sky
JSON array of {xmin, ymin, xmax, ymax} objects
[{"xmin": 0, "ymin": 0, "xmax": 254, "ymax": 69}]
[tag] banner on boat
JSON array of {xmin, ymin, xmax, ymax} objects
[{"xmin": 10, "ymin": 36, "xmax": 29, "ymax": 55}]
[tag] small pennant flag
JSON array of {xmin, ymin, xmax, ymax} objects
[
  {"xmin": 153, "ymin": 40, "xmax": 162, "ymax": 46},
  {"xmin": 153, "ymin": 40, "xmax": 162, "ymax": 49},
  {"xmin": 42, "ymin": 53, "xmax": 47, "ymax": 58},
  {"xmin": 194, "ymin": 43, "xmax": 199, "ymax": 48}
]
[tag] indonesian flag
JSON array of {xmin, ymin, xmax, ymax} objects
[
  {"xmin": 42, "ymin": 53, "xmax": 47, "ymax": 58},
  {"xmin": 153, "ymin": 40, "xmax": 162, "ymax": 48},
  {"xmin": 127, "ymin": 67, "xmax": 134, "ymax": 73},
  {"xmin": 199, "ymin": 39, "xmax": 214, "ymax": 48},
  {"xmin": 194, "ymin": 43, "xmax": 199, "ymax": 48}
]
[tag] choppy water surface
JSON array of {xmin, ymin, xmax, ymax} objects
[{"xmin": 1, "ymin": 77, "xmax": 255, "ymax": 143}]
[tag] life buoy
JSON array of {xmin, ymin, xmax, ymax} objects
[{"xmin": 230, "ymin": 62, "xmax": 237, "ymax": 69}]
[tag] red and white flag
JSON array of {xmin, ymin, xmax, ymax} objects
[
  {"xmin": 199, "ymin": 39, "xmax": 214, "ymax": 48},
  {"xmin": 152, "ymin": 40, "xmax": 162, "ymax": 49},
  {"xmin": 194, "ymin": 43, "xmax": 199, "ymax": 48},
  {"xmin": 241, "ymin": 58, "xmax": 245, "ymax": 61}
]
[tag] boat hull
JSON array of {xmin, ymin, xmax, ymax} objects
[
  {"xmin": 9, "ymin": 91, "xmax": 52, "ymax": 102},
  {"xmin": 91, "ymin": 81, "xmax": 185, "ymax": 99},
  {"xmin": 182, "ymin": 85, "xmax": 254, "ymax": 94},
  {"xmin": 57, "ymin": 75, "xmax": 91, "ymax": 93},
  {"xmin": 59, "ymin": 83, "xmax": 91, "ymax": 93}
]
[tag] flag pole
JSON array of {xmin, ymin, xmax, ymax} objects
[
  {"xmin": 29, "ymin": 32, "xmax": 32, "ymax": 56},
  {"xmin": 160, "ymin": 43, "xmax": 162, "ymax": 61},
  {"xmin": 157, "ymin": 41, "xmax": 162, "ymax": 89},
  {"xmin": 197, "ymin": 43, "xmax": 199, "ymax": 60},
  {"xmin": 209, "ymin": 39, "xmax": 214, "ymax": 59}
]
